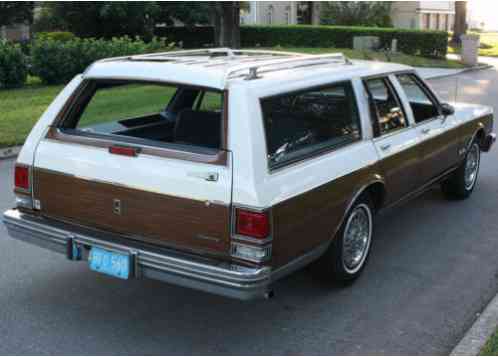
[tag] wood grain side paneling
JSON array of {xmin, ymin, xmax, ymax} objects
[
  {"xmin": 271, "ymin": 165, "xmax": 381, "ymax": 268},
  {"xmin": 33, "ymin": 168, "xmax": 231, "ymax": 256}
]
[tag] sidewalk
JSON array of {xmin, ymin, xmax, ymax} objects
[{"xmin": 416, "ymin": 53, "xmax": 495, "ymax": 80}]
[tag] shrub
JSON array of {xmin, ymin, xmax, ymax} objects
[
  {"xmin": 31, "ymin": 36, "xmax": 172, "ymax": 85},
  {"xmin": 0, "ymin": 40, "xmax": 28, "ymax": 89},
  {"xmin": 156, "ymin": 25, "xmax": 448, "ymax": 59},
  {"xmin": 35, "ymin": 31, "xmax": 77, "ymax": 42}
]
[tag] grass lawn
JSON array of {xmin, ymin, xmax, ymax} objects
[
  {"xmin": 0, "ymin": 47, "xmax": 464, "ymax": 148},
  {"xmin": 481, "ymin": 328, "xmax": 498, "ymax": 355},
  {"xmin": 449, "ymin": 32, "xmax": 498, "ymax": 57}
]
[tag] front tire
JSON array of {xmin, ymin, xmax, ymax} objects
[
  {"xmin": 317, "ymin": 195, "xmax": 374, "ymax": 283},
  {"xmin": 442, "ymin": 141, "xmax": 481, "ymax": 200}
]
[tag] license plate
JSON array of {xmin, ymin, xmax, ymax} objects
[{"xmin": 89, "ymin": 247, "xmax": 130, "ymax": 280}]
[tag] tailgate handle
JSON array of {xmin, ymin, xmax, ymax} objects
[
  {"xmin": 109, "ymin": 145, "xmax": 141, "ymax": 157},
  {"xmin": 188, "ymin": 172, "xmax": 219, "ymax": 182}
]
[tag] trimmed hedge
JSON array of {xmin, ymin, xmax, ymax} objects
[
  {"xmin": 0, "ymin": 41, "xmax": 28, "ymax": 89},
  {"xmin": 35, "ymin": 31, "xmax": 77, "ymax": 42},
  {"xmin": 155, "ymin": 25, "xmax": 448, "ymax": 59},
  {"xmin": 31, "ymin": 36, "xmax": 171, "ymax": 85}
]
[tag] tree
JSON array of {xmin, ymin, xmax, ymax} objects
[
  {"xmin": 320, "ymin": 2, "xmax": 392, "ymax": 27},
  {"xmin": 44, "ymin": 2, "xmax": 160, "ymax": 39},
  {"xmin": 0, "ymin": 2, "xmax": 34, "ymax": 27},
  {"xmin": 156, "ymin": 2, "xmax": 211, "ymax": 27},
  {"xmin": 211, "ymin": 2, "xmax": 241, "ymax": 48},
  {"xmin": 452, "ymin": 1, "xmax": 467, "ymax": 45}
]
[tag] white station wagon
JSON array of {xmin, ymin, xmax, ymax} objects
[{"xmin": 3, "ymin": 49, "xmax": 495, "ymax": 300}]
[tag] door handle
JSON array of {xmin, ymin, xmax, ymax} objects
[
  {"xmin": 380, "ymin": 144, "xmax": 391, "ymax": 151},
  {"xmin": 421, "ymin": 128, "xmax": 431, "ymax": 135}
]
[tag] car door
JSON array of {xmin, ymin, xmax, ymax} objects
[
  {"xmin": 394, "ymin": 73, "xmax": 460, "ymax": 184},
  {"xmin": 364, "ymin": 76, "xmax": 422, "ymax": 205}
]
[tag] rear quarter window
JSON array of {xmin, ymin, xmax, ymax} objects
[{"xmin": 260, "ymin": 81, "xmax": 361, "ymax": 170}]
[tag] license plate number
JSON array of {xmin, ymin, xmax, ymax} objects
[{"xmin": 89, "ymin": 247, "xmax": 130, "ymax": 280}]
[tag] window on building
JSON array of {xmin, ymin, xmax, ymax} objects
[
  {"xmin": 268, "ymin": 5, "xmax": 274, "ymax": 25},
  {"xmin": 444, "ymin": 14, "xmax": 449, "ymax": 31},
  {"xmin": 436, "ymin": 14, "xmax": 440, "ymax": 30},
  {"xmin": 423, "ymin": 13, "xmax": 431, "ymax": 29}
]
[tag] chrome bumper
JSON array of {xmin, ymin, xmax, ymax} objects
[{"xmin": 2, "ymin": 209, "xmax": 272, "ymax": 300}]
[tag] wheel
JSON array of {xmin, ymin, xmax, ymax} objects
[
  {"xmin": 442, "ymin": 141, "xmax": 481, "ymax": 200},
  {"xmin": 316, "ymin": 195, "xmax": 374, "ymax": 283}
]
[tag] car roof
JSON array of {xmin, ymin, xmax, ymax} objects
[{"xmin": 83, "ymin": 48, "xmax": 413, "ymax": 90}]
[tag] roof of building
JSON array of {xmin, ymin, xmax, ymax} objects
[{"xmin": 83, "ymin": 48, "xmax": 413, "ymax": 90}]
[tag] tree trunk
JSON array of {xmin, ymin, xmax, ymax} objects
[
  {"xmin": 212, "ymin": 2, "xmax": 240, "ymax": 48},
  {"xmin": 452, "ymin": 1, "xmax": 467, "ymax": 46}
]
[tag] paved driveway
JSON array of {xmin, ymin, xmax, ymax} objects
[{"xmin": 1, "ymin": 67, "xmax": 498, "ymax": 355}]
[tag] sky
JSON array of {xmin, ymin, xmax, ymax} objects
[{"xmin": 468, "ymin": 1, "xmax": 498, "ymax": 30}]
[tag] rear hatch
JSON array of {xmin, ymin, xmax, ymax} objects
[{"xmin": 32, "ymin": 79, "xmax": 232, "ymax": 256}]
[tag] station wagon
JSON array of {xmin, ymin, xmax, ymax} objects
[{"xmin": 3, "ymin": 49, "xmax": 495, "ymax": 300}]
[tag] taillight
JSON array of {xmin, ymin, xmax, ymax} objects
[
  {"xmin": 235, "ymin": 209, "xmax": 270, "ymax": 239},
  {"xmin": 14, "ymin": 165, "xmax": 30, "ymax": 192}
]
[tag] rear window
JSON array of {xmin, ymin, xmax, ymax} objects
[
  {"xmin": 61, "ymin": 80, "xmax": 224, "ymax": 151},
  {"xmin": 261, "ymin": 81, "xmax": 361, "ymax": 169}
]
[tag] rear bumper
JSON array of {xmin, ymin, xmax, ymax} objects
[
  {"xmin": 482, "ymin": 133, "xmax": 496, "ymax": 152},
  {"xmin": 2, "ymin": 209, "xmax": 272, "ymax": 300}
]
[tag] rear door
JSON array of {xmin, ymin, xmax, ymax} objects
[
  {"xmin": 32, "ymin": 80, "xmax": 233, "ymax": 256},
  {"xmin": 364, "ymin": 76, "xmax": 423, "ymax": 205}
]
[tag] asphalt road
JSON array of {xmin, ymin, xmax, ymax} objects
[{"xmin": 1, "ymin": 66, "xmax": 498, "ymax": 355}]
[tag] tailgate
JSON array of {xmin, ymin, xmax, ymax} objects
[{"xmin": 32, "ymin": 137, "xmax": 233, "ymax": 255}]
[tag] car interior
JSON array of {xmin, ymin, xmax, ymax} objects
[{"xmin": 62, "ymin": 81, "xmax": 224, "ymax": 151}]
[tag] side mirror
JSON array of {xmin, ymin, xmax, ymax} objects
[{"xmin": 441, "ymin": 103, "xmax": 455, "ymax": 116}]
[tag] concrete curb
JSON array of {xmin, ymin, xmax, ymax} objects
[
  {"xmin": 0, "ymin": 146, "xmax": 22, "ymax": 160},
  {"xmin": 451, "ymin": 292, "xmax": 498, "ymax": 356},
  {"xmin": 423, "ymin": 64, "xmax": 492, "ymax": 80}
]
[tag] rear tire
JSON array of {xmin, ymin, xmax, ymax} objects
[
  {"xmin": 316, "ymin": 194, "xmax": 374, "ymax": 284},
  {"xmin": 441, "ymin": 141, "xmax": 480, "ymax": 200}
]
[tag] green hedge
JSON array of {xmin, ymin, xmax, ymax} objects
[
  {"xmin": 35, "ymin": 31, "xmax": 77, "ymax": 42},
  {"xmin": 156, "ymin": 25, "xmax": 448, "ymax": 59},
  {"xmin": 31, "ymin": 36, "xmax": 171, "ymax": 85},
  {"xmin": 0, "ymin": 41, "xmax": 28, "ymax": 89}
]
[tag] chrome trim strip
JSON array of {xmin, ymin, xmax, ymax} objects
[{"xmin": 2, "ymin": 209, "xmax": 271, "ymax": 300}]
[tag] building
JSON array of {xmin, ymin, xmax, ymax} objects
[
  {"xmin": 0, "ymin": 24, "xmax": 30, "ymax": 42},
  {"xmin": 241, "ymin": 1, "xmax": 455, "ymax": 31},
  {"xmin": 391, "ymin": 1, "xmax": 454, "ymax": 30},
  {"xmin": 241, "ymin": 2, "xmax": 321, "ymax": 25}
]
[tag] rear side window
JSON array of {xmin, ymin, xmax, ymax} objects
[
  {"xmin": 365, "ymin": 78, "xmax": 407, "ymax": 136},
  {"xmin": 62, "ymin": 81, "xmax": 224, "ymax": 151},
  {"xmin": 261, "ymin": 81, "xmax": 361, "ymax": 169}
]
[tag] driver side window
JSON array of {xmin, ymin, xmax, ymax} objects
[{"xmin": 396, "ymin": 74, "xmax": 440, "ymax": 124}]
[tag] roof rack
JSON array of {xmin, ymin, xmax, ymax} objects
[
  {"xmin": 223, "ymin": 53, "xmax": 351, "ymax": 84},
  {"xmin": 126, "ymin": 48, "xmax": 301, "ymax": 63}
]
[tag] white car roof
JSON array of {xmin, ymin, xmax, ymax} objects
[{"xmin": 83, "ymin": 48, "xmax": 413, "ymax": 90}]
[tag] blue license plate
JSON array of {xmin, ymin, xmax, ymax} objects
[{"xmin": 89, "ymin": 247, "xmax": 130, "ymax": 280}]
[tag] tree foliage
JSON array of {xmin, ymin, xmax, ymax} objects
[
  {"xmin": 33, "ymin": 2, "xmax": 212, "ymax": 38},
  {"xmin": 0, "ymin": 2, "xmax": 34, "ymax": 27},
  {"xmin": 320, "ymin": 2, "xmax": 392, "ymax": 27}
]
